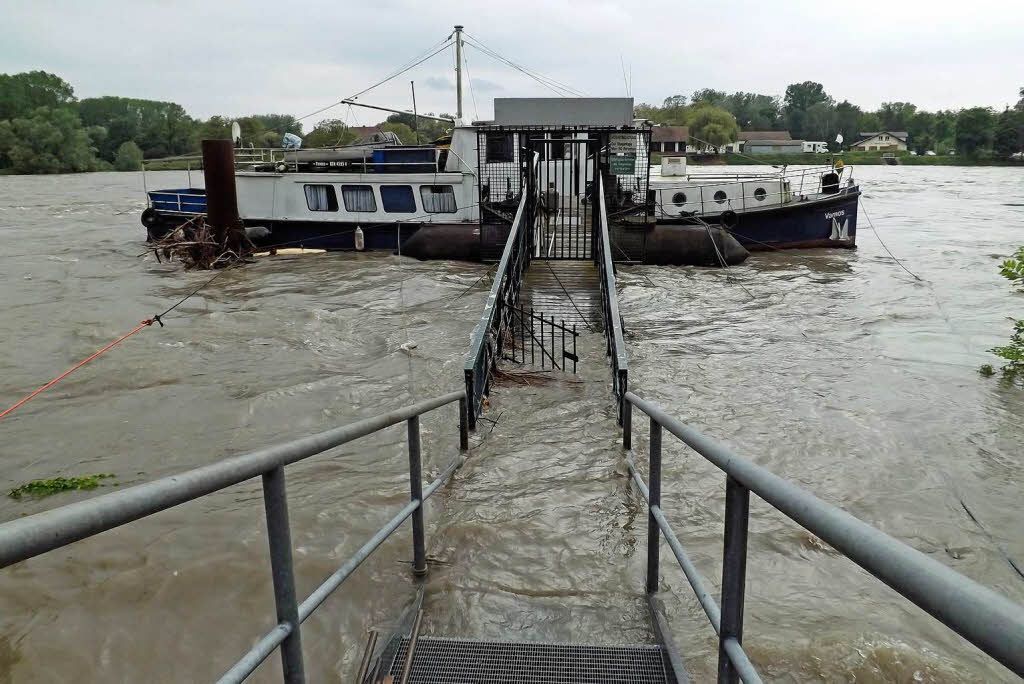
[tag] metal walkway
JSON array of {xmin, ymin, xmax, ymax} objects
[
  {"xmin": 520, "ymin": 260, "xmax": 603, "ymax": 329},
  {"xmin": 389, "ymin": 637, "xmax": 673, "ymax": 684}
]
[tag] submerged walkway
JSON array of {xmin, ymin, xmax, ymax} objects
[{"xmin": 520, "ymin": 261, "xmax": 603, "ymax": 330}]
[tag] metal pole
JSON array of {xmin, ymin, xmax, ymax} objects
[
  {"xmin": 718, "ymin": 476, "xmax": 750, "ymax": 684},
  {"xmin": 454, "ymin": 25, "xmax": 464, "ymax": 120},
  {"xmin": 646, "ymin": 418, "xmax": 662, "ymax": 595},
  {"xmin": 410, "ymin": 80, "xmax": 420, "ymax": 145},
  {"xmin": 261, "ymin": 466, "xmax": 305, "ymax": 683},
  {"xmin": 458, "ymin": 397, "xmax": 470, "ymax": 450},
  {"xmin": 623, "ymin": 398, "xmax": 632, "ymax": 450},
  {"xmin": 407, "ymin": 416, "xmax": 427, "ymax": 577}
]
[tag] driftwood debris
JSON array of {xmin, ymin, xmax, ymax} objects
[{"xmin": 149, "ymin": 215, "xmax": 252, "ymax": 270}]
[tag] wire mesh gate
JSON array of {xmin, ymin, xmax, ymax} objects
[{"xmin": 530, "ymin": 135, "xmax": 595, "ymax": 260}]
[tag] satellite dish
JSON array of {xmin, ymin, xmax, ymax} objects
[{"xmin": 231, "ymin": 121, "xmax": 241, "ymax": 146}]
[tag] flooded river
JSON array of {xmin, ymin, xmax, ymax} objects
[{"xmin": 0, "ymin": 167, "xmax": 1022, "ymax": 682}]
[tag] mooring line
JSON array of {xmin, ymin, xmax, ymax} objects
[
  {"xmin": 544, "ymin": 261, "xmax": 596, "ymax": 332},
  {"xmin": 859, "ymin": 199, "xmax": 923, "ymax": 281}
]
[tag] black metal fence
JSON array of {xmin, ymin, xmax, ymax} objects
[
  {"xmin": 503, "ymin": 306, "xmax": 579, "ymax": 373},
  {"xmin": 595, "ymin": 174, "xmax": 629, "ymax": 422},
  {"xmin": 621, "ymin": 391, "xmax": 1024, "ymax": 683},
  {"xmin": 0, "ymin": 392, "xmax": 470, "ymax": 683},
  {"xmin": 464, "ymin": 152, "xmax": 539, "ymax": 428}
]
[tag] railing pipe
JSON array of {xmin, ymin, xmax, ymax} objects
[
  {"xmin": 0, "ymin": 390, "xmax": 465, "ymax": 569},
  {"xmin": 623, "ymin": 391, "xmax": 1024, "ymax": 676},
  {"xmin": 262, "ymin": 466, "xmax": 305, "ymax": 682},
  {"xmin": 717, "ymin": 476, "xmax": 749, "ymax": 684},
  {"xmin": 217, "ymin": 623, "xmax": 293, "ymax": 684},
  {"xmin": 407, "ymin": 416, "xmax": 427, "ymax": 577},
  {"xmin": 646, "ymin": 418, "xmax": 662, "ymax": 595}
]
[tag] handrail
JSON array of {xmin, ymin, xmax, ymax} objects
[
  {"xmin": 595, "ymin": 174, "xmax": 628, "ymax": 420},
  {"xmin": 0, "ymin": 390, "xmax": 469, "ymax": 683},
  {"xmin": 463, "ymin": 152, "xmax": 539, "ymax": 428},
  {"xmin": 622, "ymin": 391, "xmax": 1024, "ymax": 681}
]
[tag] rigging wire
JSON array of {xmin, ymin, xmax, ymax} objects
[
  {"xmin": 460, "ymin": 34, "xmax": 586, "ymax": 97},
  {"xmin": 295, "ymin": 39, "xmax": 454, "ymax": 123},
  {"xmin": 461, "ymin": 44, "xmax": 481, "ymax": 122},
  {"xmin": 462, "ymin": 32, "xmax": 588, "ymax": 97}
]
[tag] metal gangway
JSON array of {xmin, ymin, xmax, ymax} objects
[{"xmin": 3, "ymin": 140, "xmax": 1024, "ymax": 681}]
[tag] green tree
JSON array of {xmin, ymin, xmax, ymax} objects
[
  {"xmin": 0, "ymin": 106, "xmax": 98, "ymax": 173},
  {"xmin": 878, "ymin": 102, "xmax": 917, "ymax": 131},
  {"xmin": 379, "ymin": 121, "xmax": 416, "ymax": 144},
  {"xmin": 0, "ymin": 71, "xmax": 76, "ymax": 121},
  {"xmin": 691, "ymin": 88, "xmax": 727, "ymax": 108},
  {"xmin": 114, "ymin": 140, "xmax": 143, "ymax": 170},
  {"xmin": 303, "ymin": 119, "xmax": 360, "ymax": 147},
  {"xmin": 993, "ymin": 109, "xmax": 1024, "ymax": 158},
  {"xmin": 722, "ymin": 92, "xmax": 782, "ymax": 130},
  {"xmin": 79, "ymin": 96, "xmax": 196, "ymax": 159},
  {"xmin": 686, "ymin": 105, "xmax": 739, "ymax": 149},
  {"xmin": 252, "ymin": 114, "xmax": 303, "ymax": 137},
  {"xmin": 784, "ymin": 81, "xmax": 831, "ymax": 138},
  {"xmin": 804, "ymin": 101, "xmax": 835, "ymax": 141},
  {"xmin": 955, "ymin": 107, "xmax": 996, "ymax": 156},
  {"xmin": 833, "ymin": 100, "xmax": 862, "ymax": 148},
  {"xmin": 1016, "ymin": 87, "xmax": 1024, "ymax": 112}
]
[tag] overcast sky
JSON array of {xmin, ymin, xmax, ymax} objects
[{"xmin": 4, "ymin": 0, "xmax": 1023, "ymax": 126}]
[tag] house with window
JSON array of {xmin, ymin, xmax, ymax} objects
[
  {"xmin": 849, "ymin": 131, "xmax": 908, "ymax": 152},
  {"xmin": 649, "ymin": 126, "xmax": 689, "ymax": 154},
  {"xmin": 721, "ymin": 131, "xmax": 793, "ymax": 153}
]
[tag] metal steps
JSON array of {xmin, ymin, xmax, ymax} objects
[{"xmin": 387, "ymin": 637, "xmax": 673, "ymax": 684}]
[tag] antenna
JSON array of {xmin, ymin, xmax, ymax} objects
[{"xmin": 454, "ymin": 25, "xmax": 464, "ymax": 121}]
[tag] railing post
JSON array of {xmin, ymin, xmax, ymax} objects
[
  {"xmin": 407, "ymin": 415, "xmax": 427, "ymax": 577},
  {"xmin": 622, "ymin": 396, "xmax": 632, "ymax": 451},
  {"xmin": 261, "ymin": 466, "xmax": 305, "ymax": 683},
  {"xmin": 464, "ymin": 369, "xmax": 476, "ymax": 431},
  {"xmin": 718, "ymin": 475, "xmax": 750, "ymax": 684},
  {"xmin": 646, "ymin": 417, "xmax": 662, "ymax": 595},
  {"xmin": 458, "ymin": 396, "xmax": 470, "ymax": 450}
]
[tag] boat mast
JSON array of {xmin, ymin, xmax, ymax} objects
[{"xmin": 454, "ymin": 25, "xmax": 464, "ymax": 120}]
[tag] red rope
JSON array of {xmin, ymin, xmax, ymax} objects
[{"xmin": 0, "ymin": 319, "xmax": 156, "ymax": 420}]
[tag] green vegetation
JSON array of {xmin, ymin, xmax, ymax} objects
[
  {"xmin": 637, "ymin": 82, "xmax": 1024, "ymax": 161},
  {"xmin": 983, "ymin": 247, "xmax": 1024, "ymax": 382},
  {"xmin": 114, "ymin": 140, "xmax": 143, "ymax": 171},
  {"xmin": 9, "ymin": 474, "xmax": 116, "ymax": 499}
]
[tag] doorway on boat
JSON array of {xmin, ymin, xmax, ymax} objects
[{"xmin": 530, "ymin": 132, "xmax": 595, "ymax": 260}]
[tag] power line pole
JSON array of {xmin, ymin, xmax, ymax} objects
[
  {"xmin": 454, "ymin": 25, "xmax": 464, "ymax": 121},
  {"xmin": 410, "ymin": 80, "xmax": 420, "ymax": 144}
]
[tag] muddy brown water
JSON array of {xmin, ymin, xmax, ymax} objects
[{"xmin": 0, "ymin": 167, "xmax": 1022, "ymax": 682}]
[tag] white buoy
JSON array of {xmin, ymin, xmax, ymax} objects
[{"xmin": 355, "ymin": 226, "xmax": 365, "ymax": 251}]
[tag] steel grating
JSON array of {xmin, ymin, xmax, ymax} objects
[{"xmin": 387, "ymin": 636, "xmax": 670, "ymax": 683}]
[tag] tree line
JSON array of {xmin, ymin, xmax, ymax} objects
[
  {"xmin": 2, "ymin": 71, "xmax": 1022, "ymax": 174},
  {"xmin": 636, "ymin": 82, "xmax": 1024, "ymax": 157},
  {"xmin": 0, "ymin": 71, "xmax": 451, "ymax": 174}
]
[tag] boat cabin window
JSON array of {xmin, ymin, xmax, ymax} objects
[
  {"xmin": 420, "ymin": 185, "xmax": 457, "ymax": 213},
  {"xmin": 304, "ymin": 184, "xmax": 338, "ymax": 212},
  {"xmin": 753, "ymin": 187, "xmax": 767, "ymax": 201},
  {"xmin": 342, "ymin": 185, "xmax": 376, "ymax": 212},
  {"xmin": 713, "ymin": 190, "xmax": 727, "ymax": 204},
  {"xmin": 380, "ymin": 185, "xmax": 417, "ymax": 213},
  {"xmin": 486, "ymin": 133, "xmax": 515, "ymax": 163},
  {"xmin": 672, "ymin": 192, "xmax": 686, "ymax": 206}
]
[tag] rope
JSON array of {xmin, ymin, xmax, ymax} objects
[
  {"xmin": 1, "ymin": 268, "xmax": 234, "ymax": 420},
  {"xmin": 694, "ymin": 216, "xmax": 756, "ymax": 300},
  {"xmin": 544, "ymin": 261, "xmax": 596, "ymax": 332},
  {"xmin": 859, "ymin": 200, "xmax": 923, "ymax": 281},
  {"xmin": 0, "ymin": 321, "xmax": 154, "ymax": 419}
]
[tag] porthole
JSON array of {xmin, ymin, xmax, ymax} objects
[
  {"xmin": 672, "ymin": 192, "xmax": 687, "ymax": 206},
  {"xmin": 754, "ymin": 187, "xmax": 767, "ymax": 201},
  {"xmin": 714, "ymin": 190, "xmax": 727, "ymax": 204}
]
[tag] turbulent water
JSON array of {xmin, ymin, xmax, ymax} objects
[{"xmin": 0, "ymin": 167, "xmax": 1022, "ymax": 682}]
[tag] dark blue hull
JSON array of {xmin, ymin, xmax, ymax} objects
[{"xmin": 659, "ymin": 187, "xmax": 860, "ymax": 250}]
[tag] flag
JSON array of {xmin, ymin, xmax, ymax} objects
[{"xmin": 835, "ymin": 132, "xmax": 844, "ymax": 144}]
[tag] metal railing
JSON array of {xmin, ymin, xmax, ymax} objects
[
  {"xmin": 0, "ymin": 391, "xmax": 470, "ymax": 683},
  {"xmin": 652, "ymin": 164, "xmax": 855, "ymax": 219},
  {"xmin": 621, "ymin": 391, "xmax": 1024, "ymax": 682},
  {"xmin": 595, "ymin": 175, "xmax": 629, "ymax": 422},
  {"xmin": 463, "ymin": 153, "xmax": 539, "ymax": 428}
]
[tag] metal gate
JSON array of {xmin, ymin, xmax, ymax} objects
[
  {"xmin": 502, "ymin": 305, "xmax": 579, "ymax": 373},
  {"xmin": 529, "ymin": 134, "xmax": 595, "ymax": 260}
]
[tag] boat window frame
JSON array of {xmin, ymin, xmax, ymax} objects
[
  {"xmin": 671, "ymin": 191, "xmax": 687, "ymax": 206},
  {"xmin": 713, "ymin": 190, "xmax": 728, "ymax": 204},
  {"xmin": 419, "ymin": 184, "xmax": 458, "ymax": 214},
  {"xmin": 380, "ymin": 184, "xmax": 418, "ymax": 214},
  {"xmin": 341, "ymin": 184, "xmax": 377, "ymax": 213},
  {"xmin": 303, "ymin": 184, "xmax": 338, "ymax": 212},
  {"xmin": 753, "ymin": 187, "xmax": 767, "ymax": 202},
  {"xmin": 485, "ymin": 132, "xmax": 515, "ymax": 163}
]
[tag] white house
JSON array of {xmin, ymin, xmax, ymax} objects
[{"xmin": 849, "ymin": 131, "xmax": 908, "ymax": 152}]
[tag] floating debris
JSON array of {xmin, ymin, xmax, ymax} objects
[{"xmin": 9, "ymin": 474, "xmax": 116, "ymax": 499}]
